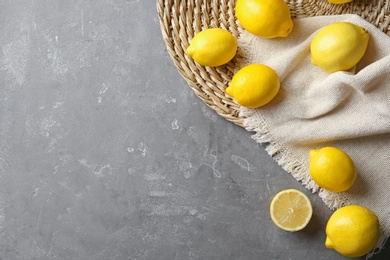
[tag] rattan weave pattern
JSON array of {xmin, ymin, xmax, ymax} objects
[{"xmin": 157, "ymin": 0, "xmax": 390, "ymax": 127}]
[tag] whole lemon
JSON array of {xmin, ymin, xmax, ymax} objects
[
  {"xmin": 326, "ymin": 205, "xmax": 380, "ymax": 257},
  {"xmin": 186, "ymin": 28, "xmax": 237, "ymax": 67},
  {"xmin": 310, "ymin": 22, "xmax": 369, "ymax": 73},
  {"xmin": 327, "ymin": 0, "xmax": 353, "ymax": 4},
  {"xmin": 235, "ymin": 0, "xmax": 293, "ymax": 38},
  {"xmin": 309, "ymin": 147, "xmax": 356, "ymax": 192},
  {"xmin": 226, "ymin": 64, "xmax": 280, "ymax": 108}
]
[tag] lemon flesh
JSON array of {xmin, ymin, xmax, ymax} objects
[
  {"xmin": 186, "ymin": 28, "xmax": 237, "ymax": 67},
  {"xmin": 269, "ymin": 189, "xmax": 313, "ymax": 232},
  {"xmin": 226, "ymin": 64, "xmax": 280, "ymax": 108},
  {"xmin": 310, "ymin": 22, "xmax": 369, "ymax": 73},
  {"xmin": 236, "ymin": 0, "xmax": 293, "ymax": 38},
  {"xmin": 309, "ymin": 147, "xmax": 356, "ymax": 192},
  {"xmin": 325, "ymin": 205, "xmax": 380, "ymax": 257}
]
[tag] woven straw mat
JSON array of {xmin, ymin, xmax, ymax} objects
[{"xmin": 157, "ymin": 0, "xmax": 390, "ymax": 128}]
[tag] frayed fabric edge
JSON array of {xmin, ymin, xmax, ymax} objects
[
  {"xmin": 240, "ymin": 107, "xmax": 320, "ymax": 193},
  {"xmin": 240, "ymin": 106, "xmax": 388, "ymax": 256},
  {"xmin": 367, "ymin": 235, "xmax": 389, "ymax": 259}
]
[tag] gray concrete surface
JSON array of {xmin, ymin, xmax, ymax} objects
[{"xmin": 0, "ymin": 0, "xmax": 389, "ymax": 259}]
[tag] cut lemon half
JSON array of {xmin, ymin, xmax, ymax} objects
[{"xmin": 270, "ymin": 189, "xmax": 313, "ymax": 232}]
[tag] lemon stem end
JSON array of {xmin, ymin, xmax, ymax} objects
[
  {"xmin": 325, "ymin": 237, "xmax": 333, "ymax": 249},
  {"xmin": 309, "ymin": 150, "xmax": 318, "ymax": 158}
]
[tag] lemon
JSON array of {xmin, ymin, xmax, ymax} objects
[
  {"xmin": 309, "ymin": 147, "xmax": 356, "ymax": 192},
  {"xmin": 226, "ymin": 64, "xmax": 280, "ymax": 108},
  {"xmin": 327, "ymin": 0, "xmax": 353, "ymax": 4},
  {"xmin": 325, "ymin": 205, "xmax": 380, "ymax": 257},
  {"xmin": 186, "ymin": 28, "xmax": 237, "ymax": 67},
  {"xmin": 269, "ymin": 189, "xmax": 313, "ymax": 232},
  {"xmin": 310, "ymin": 22, "xmax": 369, "ymax": 73},
  {"xmin": 235, "ymin": 0, "xmax": 293, "ymax": 38}
]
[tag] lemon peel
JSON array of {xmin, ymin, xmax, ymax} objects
[
  {"xmin": 226, "ymin": 64, "xmax": 280, "ymax": 108},
  {"xmin": 309, "ymin": 147, "xmax": 356, "ymax": 192},
  {"xmin": 186, "ymin": 28, "xmax": 237, "ymax": 67},
  {"xmin": 326, "ymin": 205, "xmax": 380, "ymax": 257},
  {"xmin": 327, "ymin": 0, "xmax": 353, "ymax": 4},
  {"xmin": 235, "ymin": 0, "xmax": 293, "ymax": 38},
  {"xmin": 310, "ymin": 22, "xmax": 369, "ymax": 73}
]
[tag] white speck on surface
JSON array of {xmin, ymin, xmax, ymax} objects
[
  {"xmin": 78, "ymin": 159, "xmax": 94, "ymax": 170},
  {"xmin": 144, "ymin": 173, "xmax": 165, "ymax": 181},
  {"xmin": 53, "ymin": 101, "xmax": 64, "ymax": 108},
  {"xmin": 171, "ymin": 119, "xmax": 179, "ymax": 130},
  {"xmin": 231, "ymin": 154, "xmax": 255, "ymax": 172},
  {"xmin": 47, "ymin": 133, "xmax": 62, "ymax": 152},
  {"xmin": 208, "ymin": 238, "xmax": 216, "ymax": 244},
  {"xmin": 187, "ymin": 127, "xmax": 201, "ymax": 145},
  {"xmin": 46, "ymin": 39, "xmax": 69, "ymax": 75},
  {"xmin": 197, "ymin": 214, "xmax": 207, "ymax": 221},
  {"xmin": 52, "ymin": 165, "xmax": 59, "ymax": 175},
  {"xmin": 138, "ymin": 142, "xmax": 147, "ymax": 156},
  {"xmin": 37, "ymin": 209, "xmax": 42, "ymax": 228},
  {"xmin": 97, "ymin": 83, "xmax": 109, "ymax": 104},
  {"xmin": 189, "ymin": 208, "xmax": 197, "ymax": 215},
  {"xmin": 32, "ymin": 187, "xmax": 40, "ymax": 197},
  {"xmin": 24, "ymin": 116, "xmax": 37, "ymax": 136},
  {"xmin": 99, "ymin": 83, "xmax": 109, "ymax": 94},
  {"xmin": 75, "ymin": 185, "xmax": 91, "ymax": 198},
  {"xmin": 149, "ymin": 191, "xmax": 168, "ymax": 197},
  {"xmin": 183, "ymin": 216, "xmax": 193, "ymax": 224},
  {"xmin": 94, "ymin": 164, "xmax": 112, "ymax": 177},
  {"xmin": 78, "ymin": 55, "xmax": 89, "ymax": 68},
  {"xmin": 160, "ymin": 94, "xmax": 176, "ymax": 104},
  {"xmin": 81, "ymin": 9, "xmax": 84, "ymax": 36},
  {"xmin": 179, "ymin": 161, "xmax": 193, "ymax": 178},
  {"xmin": 203, "ymin": 154, "xmax": 222, "ymax": 178},
  {"xmin": 127, "ymin": 147, "xmax": 134, "ymax": 153},
  {"xmin": 40, "ymin": 115, "xmax": 58, "ymax": 137},
  {"xmin": 2, "ymin": 30, "xmax": 30, "ymax": 86},
  {"xmin": 31, "ymin": 182, "xmax": 48, "ymax": 197},
  {"xmin": 265, "ymin": 178, "xmax": 271, "ymax": 195}
]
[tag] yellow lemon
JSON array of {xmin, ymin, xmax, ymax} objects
[
  {"xmin": 310, "ymin": 22, "xmax": 369, "ymax": 73},
  {"xmin": 270, "ymin": 189, "xmax": 313, "ymax": 232},
  {"xmin": 327, "ymin": 0, "xmax": 353, "ymax": 4},
  {"xmin": 325, "ymin": 205, "xmax": 380, "ymax": 257},
  {"xmin": 186, "ymin": 28, "xmax": 237, "ymax": 67},
  {"xmin": 309, "ymin": 147, "xmax": 356, "ymax": 192},
  {"xmin": 235, "ymin": 0, "xmax": 293, "ymax": 38},
  {"xmin": 226, "ymin": 64, "xmax": 280, "ymax": 108}
]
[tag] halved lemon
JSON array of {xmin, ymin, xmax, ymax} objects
[{"xmin": 270, "ymin": 189, "xmax": 313, "ymax": 232}]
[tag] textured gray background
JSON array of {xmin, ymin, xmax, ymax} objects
[{"xmin": 0, "ymin": 0, "xmax": 389, "ymax": 259}]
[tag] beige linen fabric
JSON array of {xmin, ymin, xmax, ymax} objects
[{"xmin": 238, "ymin": 14, "xmax": 390, "ymax": 255}]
